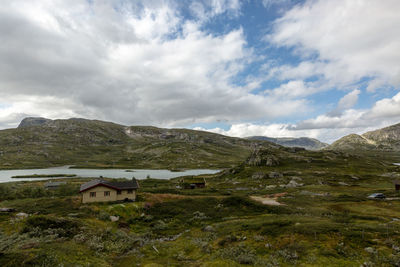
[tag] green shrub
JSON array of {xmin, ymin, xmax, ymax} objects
[
  {"xmin": 22, "ymin": 215, "xmax": 80, "ymax": 238},
  {"xmin": 260, "ymin": 219, "xmax": 293, "ymax": 236}
]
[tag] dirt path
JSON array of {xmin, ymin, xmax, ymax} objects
[{"xmin": 250, "ymin": 195, "xmax": 283, "ymax": 206}]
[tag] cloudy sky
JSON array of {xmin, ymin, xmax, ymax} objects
[{"xmin": 1, "ymin": 0, "xmax": 399, "ymax": 143}]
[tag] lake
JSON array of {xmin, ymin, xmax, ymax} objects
[{"xmin": 0, "ymin": 166, "xmax": 220, "ymax": 183}]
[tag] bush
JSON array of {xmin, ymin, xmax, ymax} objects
[
  {"xmin": 22, "ymin": 215, "xmax": 80, "ymax": 238},
  {"xmin": 260, "ymin": 219, "xmax": 293, "ymax": 236},
  {"xmin": 217, "ymin": 244, "xmax": 257, "ymax": 265}
]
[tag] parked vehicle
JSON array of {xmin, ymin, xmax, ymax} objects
[{"xmin": 367, "ymin": 193, "xmax": 386, "ymax": 199}]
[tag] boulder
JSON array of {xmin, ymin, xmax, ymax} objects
[
  {"xmin": 16, "ymin": 212, "xmax": 29, "ymax": 219},
  {"xmin": 285, "ymin": 180, "xmax": 304, "ymax": 188},
  {"xmin": 203, "ymin": 225, "xmax": 215, "ymax": 232},
  {"xmin": 0, "ymin": 208, "xmax": 15, "ymax": 212},
  {"xmin": 364, "ymin": 247, "xmax": 376, "ymax": 254},
  {"xmin": 269, "ymin": 172, "xmax": 283, "ymax": 178},
  {"xmin": 251, "ymin": 172, "xmax": 268, "ymax": 179},
  {"xmin": 110, "ymin": 215, "xmax": 120, "ymax": 222}
]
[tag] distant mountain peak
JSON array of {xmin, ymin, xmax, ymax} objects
[
  {"xmin": 327, "ymin": 122, "xmax": 400, "ymax": 151},
  {"xmin": 246, "ymin": 136, "xmax": 328, "ymax": 150}
]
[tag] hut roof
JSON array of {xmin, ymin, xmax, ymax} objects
[{"xmin": 79, "ymin": 179, "xmax": 139, "ymax": 193}]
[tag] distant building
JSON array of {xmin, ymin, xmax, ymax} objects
[
  {"xmin": 44, "ymin": 181, "xmax": 67, "ymax": 189},
  {"xmin": 181, "ymin": 177, "xmax": 206, "ymax": 189},
  {"xmin": 79, "ymin": 179, "xmax": 139, "ymax": 203},
  {"xmin": 394, "ymin": 180, "xmax": 400, "ymax": 191}
]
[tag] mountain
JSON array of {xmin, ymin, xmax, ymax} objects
[
  {"xmin": 0, "ymin": 117, "xmax": 279, "ymax": 169},
  {"xmin": 327, "ymin": 123, "xmax": 400, "ymax": 151},
  {"xmin": 246, "ymin": 136, "xmax": 328, "ymax": 150}
]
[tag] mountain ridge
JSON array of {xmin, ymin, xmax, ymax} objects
[
  {"xmin": 327, "ymin": 122, "xmax": 400, "ymax": 151},
  {"xmin": 0, "ymin": 117, "xmax": 279, "ymax": 169},
  {"xmin": 246, "ymin": 136, "xmax": 328, "ymax": 150}
]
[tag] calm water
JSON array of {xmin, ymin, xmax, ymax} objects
[{"xmin": 0, "ymin": 166, "xmax": 220, "ymax": 183}]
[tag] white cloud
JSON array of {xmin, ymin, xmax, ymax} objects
[
  {"xmin": 1, "ymin": 0, "xmax": 399, "ymax": 145},
  {"xmin": 199, "ymin": 91, "xmax": 400, "ymax": 143},
  {"xmin": 293, "ymin": 92, "xmax": 400, "ymax": 137},
  {"xmin": 337, "ymin": 89, "xmax": 360, "ymax": 111},
  {"xmin": 327, "ymin": 89, "xmax": 361, "ymax": 117},
  {"xmin": 189, "ymin": 0, "xmax": 241, "ymax": 21},
  {"xmin": 266, "ymin": 80, "xmax": 320, "ymax": 99},
  {"xmin": 195, "ymin": 122, "xmax": 366, "ymax": 143},
  {"xmin": 365, "ymin": 92, "xmax": 400, "ymax": 120},
  {"xmin": 0, "ymin": 0, "xmax": 306, "ymax": 129},
  {"xmin": 268, "ymin": 0, "xmax": 400, "ymax": 90}
]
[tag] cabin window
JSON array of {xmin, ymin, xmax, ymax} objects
[
  {"xmin": 90, "ymin": 192, "xmax": 96, "ymax": 198},
  {"xmin": 117, "ymin": 190, "xmax": 121, "ymax": 195},
  {"xmin": 104, "ymin": 191, "xmax": 110, "ymax": 197},
  {"xmin": 127, "ymin": 189, "xmax": 133, "ymax": 194}
]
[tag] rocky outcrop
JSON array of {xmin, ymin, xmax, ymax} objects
[
  {"xmin": 326, "ymin": 134, "xmax": 374, "ymax": 151},
  {"xmin": 18, "ymin": 117, "xmax": 52, "ymax": 128},
  {"xmin": 246, "ymin": 149, "xmax": 280, "ymax": 167},
  {"xmin": 1, "ymin": 117, "xmax": 276, "ymax": 169},
  {"xmin": 326, "ymin": 123, "xmax": 400, "ymax": 151}
]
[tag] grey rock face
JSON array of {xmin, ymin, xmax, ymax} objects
[
  {"xmin": 18, "ymin": 117, "xmax": 51, "ymax": 128},
  {"xmin": 327, "ymin": 122, "xmax": 400, "ymax": 151},
  {"xmin": 246, "ymin": 149, "xmax": 280, "ymax": 167}
]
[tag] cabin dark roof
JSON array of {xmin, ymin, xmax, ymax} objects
[
  {"xmin": 181, "ymin": 177, "xmax": 206, "ymax": 184},
  {"xmin": 79, "ymin": 179, "xmax": 139, "ymax": 193}
]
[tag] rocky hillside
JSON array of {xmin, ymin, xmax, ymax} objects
[
  {"xmin": 247, "ymin": 136, "xmax": 328, "ymax": 150},
  {"xmin": 327, "ymin": 123, "xmax": 400, "ymax": 151},
  {"xmin": 0, "ymin": 117, "xmax": 278, "ymax": 169}
]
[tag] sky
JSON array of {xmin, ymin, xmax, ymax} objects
[{"xmin": 0, "ymin": 0, "xmax": 399, "ymax": 143}]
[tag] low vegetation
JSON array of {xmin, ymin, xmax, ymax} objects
[
  {"xmin": 1, "ymin": 119, "xmax": 400, "ymax": 265},
  {"xmin": 0, "ymin": 147, "xmax": 400, "ymax": 266}
]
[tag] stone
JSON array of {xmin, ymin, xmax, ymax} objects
[
  {"xmin": 285, "ymin": 180, "xmax": 304, "ymax": 188},
  {"xmin": 0, "ymin": 208, "xmax": 15, "ymax": 212},
  {"xmin": 16, "ymin": 212, "xmax": 28, "ymax": 219},
  {"xmin": 251, "ymin": 172, "xmax": 268, "ymax": 179},
  {"xmin": 110, "ymin": 215, "xmax": 120, "ymax": 222},
  {"xmin": 269, "ymin": 172, "xmax": 283, "ymax": 178},
  {"xmin": 192, "ymin": 211, "xmax": 207, "ymax": 220},
  {"xmin": 364, "ymin": 247, "xmax": 375, "ymax": 254},
  {"xmin": 203, "ymin": 225, "xmax": 215, "ymax": 232}
]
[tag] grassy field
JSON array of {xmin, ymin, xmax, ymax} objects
[{"xmin": 0, "ymin": 147, "xmax": 400, "ymax": 266}]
